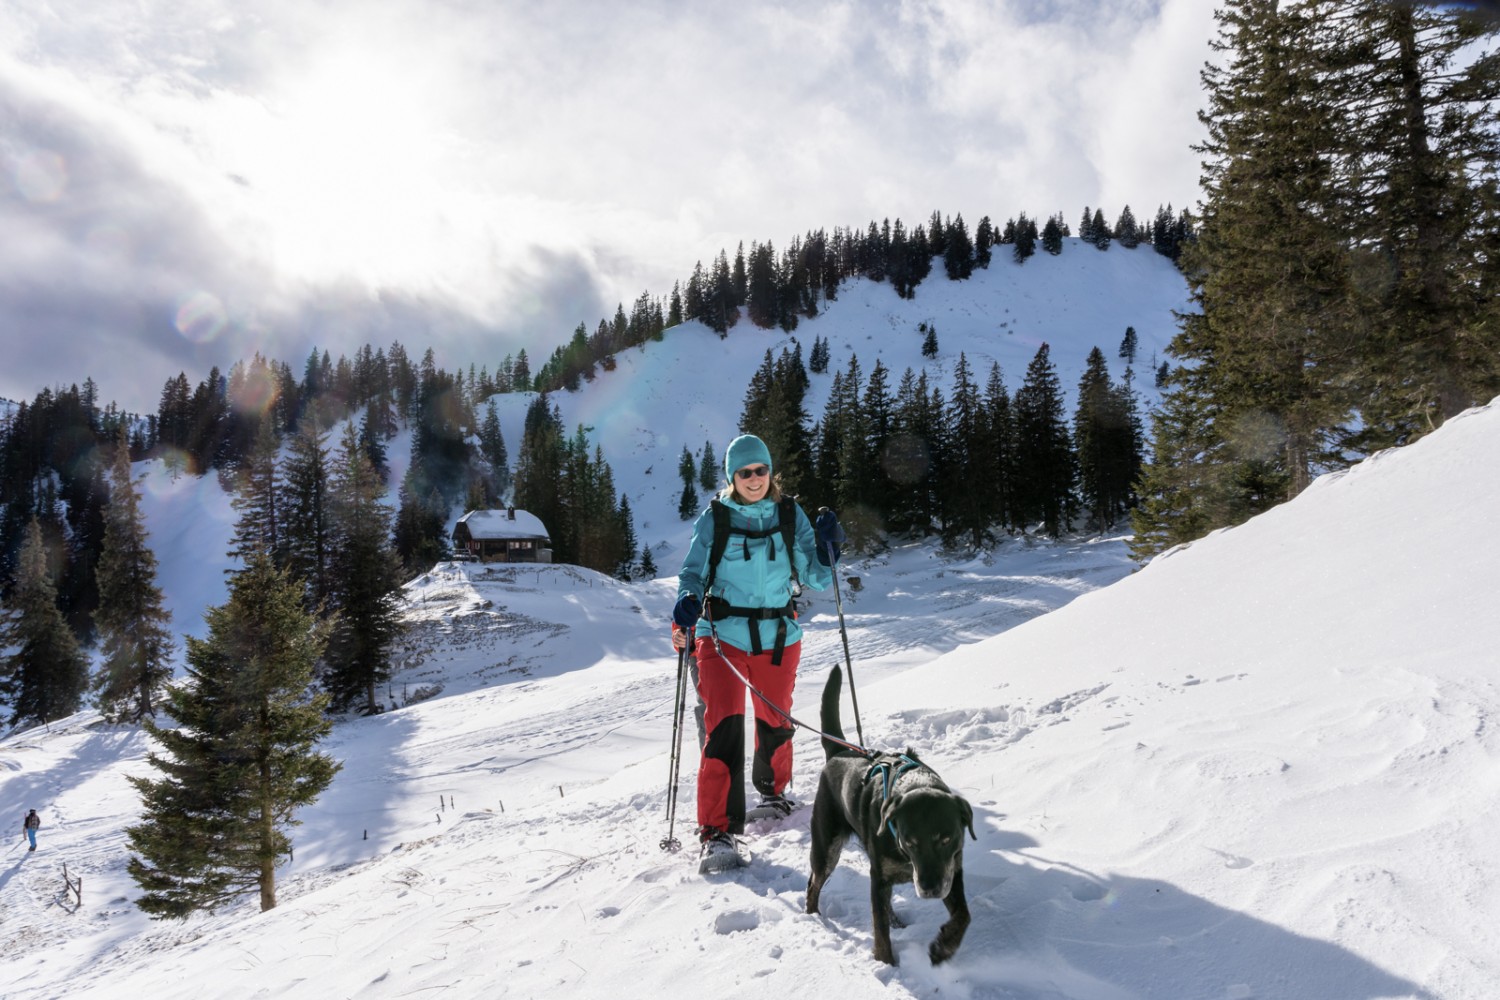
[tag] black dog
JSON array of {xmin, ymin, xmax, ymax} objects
[{"xmin": 805, "ymin": 665, "xmax": 975, "ymax": 965}]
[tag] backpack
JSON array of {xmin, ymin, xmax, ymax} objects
[{"xmin": 701, "ymin": 496, "xmax": 800, "ymax": 664}]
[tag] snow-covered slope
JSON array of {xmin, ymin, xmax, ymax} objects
[
  {"xmin": 485, "ymin": 240, "xmax": 1190, "ymax": 567},
  {"xmin": 3, "ymin": 363, "xmax": 1497, "ymax": 1000}
]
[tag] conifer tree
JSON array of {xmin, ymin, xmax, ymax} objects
[
  {"xmin": 512, "ymin": 394, "xmax": 566, "ymax": 554},
  {"xmin": 1074, "ymin": 348, "xmax": 1125, "ymax": 530},
  {"xmin": 974, "ymin": 216, "xmax": 995, "ymax": 268},
  {"xmin": 1013, "ymin": 344, "xmax": 1075, "ymax": 537},
  {"xmin": 94, "ymin": 432, "xmax": 174, "ymax": 722},
  {"xmin": 393, "ymin": 476, "xmax": 447, "ymax": 574},
  {"xmin": 697, "ymin": 441, "xmax": 717, "ymax": 491},
  {"xmin": 943, "ymin": 214, "xmax": 975, "ymax": 280},
  {"xmin": 1129, "ymin": 367, "xmax": 1229, "ymax": 560},
  {"xmin": 738, "ymin": 345, "xmax": 812, "ymax": 495},
  {"xmin": 1041, "ymin": 214, "xmax": 1065, "ymax": 255},
  {"xmin": 1182, "ymin": 0, "xmax": 1354, "ymax": 504},
  {"xmin": 1091, "ymin": 208, "xmax": 1111, "ymax": 250},
  {"xmin": 861, "ymin": 359, "xmax": 898, "ymax": 535},
  {"xmin": 940, "ymin": 354, "xmax": 992, "ymax": 549},
  {"xmin": 639, "ymin": 543, "xmax": 657, "ymax": 579},
  {"xmin": 887, "ymin": 369, "xmax": 942, "ymax": 535},
  {"xmin": 2, "ymin": 519, "xmax": 89, "ymax": 726},
  {"xmin": 1012, "ymin": 213, "xmax": 1038, "ymax": 262},
  {"xmin": 1335, "ymin": 1, "xmax": 1500, "ymax": 444},
  {"xmin": 982, "ymin": 363, "xmax": 1017, "ymax": 534},
  {"xmin": 323, "ymin": 423, "xmax": 403, "ymax": 714},
  {"xmin": 280, "ymin": 422, "xmax": 333, "ymax": 610},
  {"xmin": 616, "ymin": 494, "xmax": 638, "ymax": 581},
  {"xmin": 478, "ymin": 401, "xmax": 510, "ymax": 502},
  {"xmin": 126, "ymin": 553, "xmax": 338, "ymax": 917},
  {"xmin": 1119, "ymin": 327, "xmax": 1139, "ymax": 364},
  {"xmin": 678, "ymin": 445, "xmax": 696, "ymax": 488},
  {"xmin": 1114, "ymin": 205, "xmax": 1142, "ymax": 248},
  {"xmin": 227, "ymin": 420, "xmax": 283, "ymax": 569}
]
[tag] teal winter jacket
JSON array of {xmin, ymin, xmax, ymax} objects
[{"xmin": 677, "ymin": 494, "xmax": 832, "ymax": 653}]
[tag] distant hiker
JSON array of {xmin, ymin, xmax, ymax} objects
[
  {"xmin": 673, "ymin": 433, "xmax": 845, "ymax": 870},
  {"xmin": 670, "ymin": 622, "xmax": 707, "ymax": 747},
  {"xmin": 22, "ymin": 809, "xmax": 40, "ymax": 852}
]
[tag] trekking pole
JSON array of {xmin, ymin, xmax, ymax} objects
[
  {"xmin": 660, "ymin": 647, "xmax": 690, "ymax": 853},
  {"xmin": 819, "ymin": 508, "xmax": 864, "ymax": 747}
]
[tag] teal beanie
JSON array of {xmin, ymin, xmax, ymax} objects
[{"xmin": 723, "ymin": 434, "xmax": 773, "ymax": 482}]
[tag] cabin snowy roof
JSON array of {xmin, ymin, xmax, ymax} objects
[{"xmin": 453, "ymin": 508, "xmax": 550, "ymax": 540}]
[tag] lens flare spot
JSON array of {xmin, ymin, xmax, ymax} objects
[
  {"xmin": 175, "ymin": 291, "xmax": 228, "ymax": 344},
  {"xmin": 14, "ymin": 150, "xmax": 67, "ymax": 203},
  {"xmin": 230, "ymin": 366, "xmax": 280, "ymax": 416}
]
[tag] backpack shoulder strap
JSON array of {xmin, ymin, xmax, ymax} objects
[
  {"xmin": 704, "ymin": 499, "xmax": 732, "ymax": 593},
  {"xmin": 705, "ymin": 496, "xmax": 801, "ymax": 593},
  {"xmin": 778, "ymin": 496, "xmax": 800, "ymax": 588}
]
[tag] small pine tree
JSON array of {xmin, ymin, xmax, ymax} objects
[
  {"xmin": 94, "ymin": 433, "xmax": 175, "ymax": 722},
  {"xmin": 1119, "ymin": 327, "xmax": 1139, "ymax": 364},
  {"xmin": 1041, "ymin": 214, "xmax": 1064, "ymax": 255},
  {"xmin": 227, "ymin": 421, "xmax": 284, "ymax": 569},
  {"xmin": 922, "ymin": 327, "xmax": 939, "ymax": 358},
  {"xmin": 615, "ymin": 493, "xmax": 638, "ymax": 581},
  {"xmin": 1012, "ymin": 213, "xmax": 1038, "ymax": 262},
  {"xmin": 2, "ymin": 519, "xmax": 90, "ymax": 726},
  {"xmin": 322, "ymin": 423, "xmax": 404, "ymax": 714},
  {"xmin": 678, "ymin": 446, "xmax": 696, "ymax": 487},
  {"xmin": 1013, "ymin": 344, "xmax": 1076, "ymax": 537},
  {"xmin": 697, "ymin": 442, "xmax": 717, "ymax": 491},
  {"xmin": 126, "ymin": 553, "xmax": 339, "ymax": 916},
  {"xmin": 678, "ymin": 480, "xmax": 698, "ymax": 520},
  {"xmin": 1091, "ymin": 208, "xmax": 1111, "ymax": 250},
  {"xmin": 639, "ymin": 543, "xmax": 657, "ymax": 579}
]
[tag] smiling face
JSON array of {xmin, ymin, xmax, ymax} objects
[{"xmin": 733, "ymin": 463, "xmax": 771, "ymax": 503}]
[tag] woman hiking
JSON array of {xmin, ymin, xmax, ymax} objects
[{"xmin": 673, "ymin": 433, "xmax": 844, "ymax": 872}]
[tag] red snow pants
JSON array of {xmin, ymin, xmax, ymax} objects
[{"xmin": 694, "ymin": 635, "xmax": 800, "ymax": 836}]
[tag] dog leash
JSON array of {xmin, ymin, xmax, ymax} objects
[{"xmin": 702, "ymin": 611, "xmax": 875, "ymax": 759}]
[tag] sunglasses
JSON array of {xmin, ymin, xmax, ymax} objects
[{"xmin": 734, "ymin": 465, "xmax": 770, "ymax": 481}]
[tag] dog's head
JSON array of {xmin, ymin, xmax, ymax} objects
[{"xmin": 881, "ymin": 786, "xmax": 976, "ymax": 899}]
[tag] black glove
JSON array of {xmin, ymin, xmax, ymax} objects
[
  {"xmin": 815, "ymin": 509, "xmax": 846, "ymax": 566},
  {"xmin": 672, "ymin": 594, "xmax": 702, "ymax": 629}
]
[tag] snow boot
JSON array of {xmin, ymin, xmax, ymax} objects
[
  {"xmin": 697, "ymin": 828, "xmax": 746, "ymax": 874},
  {"xmin": 745, "ymin": 793, "xmax": 797, "ymax": 823}
]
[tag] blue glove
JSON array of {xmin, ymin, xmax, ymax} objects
[
  {"xmin": 672, "ymin": 594, "xmax": 702, "ymax": 629},
  {"xmin": 815, "ymin": 509, "xmax": 845, "ymax": 566}
]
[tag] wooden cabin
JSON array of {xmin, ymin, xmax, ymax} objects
[{"xmin": 452, "ymin": 508, "xmax": 552, "ymax": 564}]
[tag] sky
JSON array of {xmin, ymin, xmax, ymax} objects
[
  {"xmin": 0, "ymin": 0, "xmax": 1217, "ymax": 413},
  {"xmin": 2, "ymin": 263, "xmax": 1497, "ymax": 996}
]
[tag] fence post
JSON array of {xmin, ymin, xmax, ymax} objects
[{"xmin": 62, "ymin": 863, "xmax": 82, "ymax": 906}]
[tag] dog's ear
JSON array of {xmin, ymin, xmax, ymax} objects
[
  {"xmin": 879, "ymin": 797, "xmax": 899, "ymax": 840},
  {"xmin": 961, "ymin": 797, "xmax": 977, "ymax": 841}
]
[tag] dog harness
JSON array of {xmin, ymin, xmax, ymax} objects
[{"xmin": 866, "ymin": 753, "xmax": 922, "ymax": 839}]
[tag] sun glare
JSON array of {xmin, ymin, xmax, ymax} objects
[{"xmin": 219, "ymin": 44, "xmax": 467, "ymax": 293}]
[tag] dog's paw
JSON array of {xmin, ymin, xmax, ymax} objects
[{"xmin": 929, "ymin": 924, "xmax": 967, "ymax": 965}]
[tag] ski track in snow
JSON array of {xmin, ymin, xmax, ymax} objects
[{"xmin": 0, "ymin": 537, "xmax": 1142, "ymax": 1000}]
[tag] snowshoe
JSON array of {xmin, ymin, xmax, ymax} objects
[
  {"xmin": 745, "ymin": 793, "xmax": 797, "ymax": 823},
  {"xmin": 697, "ymin": 829, "xmax": 747, "ymax": 874}
]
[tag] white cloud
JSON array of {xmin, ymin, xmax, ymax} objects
[{"xmin": 0, "ymin": 0, "xmax": 1210, "ymax": 411}]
